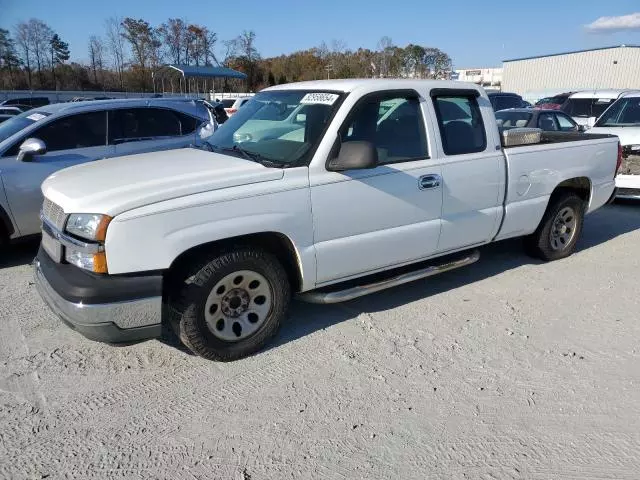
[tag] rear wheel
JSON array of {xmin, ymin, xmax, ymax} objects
[
  {"xmin": 524, "ymin": 192, "xmax": 585, "ymax": 261},
  {"xmin": 169, "ymin": 247, "xmax": 290, "ymax": 361}
]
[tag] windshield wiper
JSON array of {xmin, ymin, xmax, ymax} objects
[{"xmin": 209, "ymin": 144, "xmax": 283, "ymax": 168}]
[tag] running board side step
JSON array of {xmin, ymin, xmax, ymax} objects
[{"xmin": 298, "ymin": 250, "xmax": 480, "ymax": 304}]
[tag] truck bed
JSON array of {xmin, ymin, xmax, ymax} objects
[{"xmin": 502, "ymin": 130, "xmax": 617, "ymax": 148}]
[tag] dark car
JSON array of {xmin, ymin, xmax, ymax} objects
[
  {"xmin": 534, "ymin": 92, "xmax": 573, "ymax": 110},
  {"xmin": 487, "ymin": 91, "xmax": 526, "ymax": 111},
  {"xmin": 495, "ymin": 108, "xmax": 584, "ymax": 132},
  {"xmin": 1, "ymin": 97, "xmax": 50, "ymax": 108}
]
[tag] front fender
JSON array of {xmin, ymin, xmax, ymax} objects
[{"xmin": 104, "ymin": 186, "xmax": 316, "ymax": 291}]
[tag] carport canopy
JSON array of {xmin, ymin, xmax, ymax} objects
[
  {"xmin": 152, "ymin": 65, "xmax": 247, "ymax": 96},
  {"xmin": 158, "ymin": 65, "xmax": 247, "ymax": 80}
]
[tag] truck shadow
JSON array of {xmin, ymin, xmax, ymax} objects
[
  {"xmin": 268, "ymin": 203, "xmax": 640, "ymax": 352},
  {"xmin": 0, "ymin": 237, "xmax": 40, "ymax": 269}
]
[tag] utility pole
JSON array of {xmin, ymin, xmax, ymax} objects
[{"xmin": 325, "ymin": 64, "xmax": 333, "ymax": 80}]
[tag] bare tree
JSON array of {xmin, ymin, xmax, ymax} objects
[
  {"xmin": 26, "ymin": 19, "xmax": 54, "ymax": 87},
  {"xmin": 229, "ymin": 30, "xmax": 260, "ymax": 89},
  {"xmin": 202, "ymin": 28, "xmax": 218, "ymax": 66},
  {"xmin": 105, "ymin": 17, "xmax": 126, "ymax": 89},
  {"xmin": 14, "ymin": 22, "xmax": 32, "ymax": 87},
  {"xmin": 158, "ymin": 18, "xmax": 186, "ymax": 64},
  {"xmin": 88, "ymin": 35, "xmax": 105, "ymax": 86},
  {"xmin": 377, "ymin": 36, "xmax": 393, "ymax": 77}
]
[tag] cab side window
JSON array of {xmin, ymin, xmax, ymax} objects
[
  {"xmin": 433, "ymin": 95, "xmax": 486, "ymax": 155},
  {"xmin": 340, "ymin": 92, "xmax": 428, "ymax": 164}
]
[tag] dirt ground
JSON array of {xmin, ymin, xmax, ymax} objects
[
  {"xmin": 1, "ymin": 203, "xmax": 640, "ymax": 479},
  {"xmin": 620, "ymin": 154, "xmax": 640, "ymax": 176}
]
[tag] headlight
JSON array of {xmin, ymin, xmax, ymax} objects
[
  {"xmin": 65, "ymin": 247, "xmax": 108, "ymax": 273},
  {"xmin": 65, "ymin": 214, "xmax": 112, "ymax": 241}
]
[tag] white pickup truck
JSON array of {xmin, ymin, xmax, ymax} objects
[{"xmin": 34, "ymin": 79, "xmax": 620, "ymax": 361}]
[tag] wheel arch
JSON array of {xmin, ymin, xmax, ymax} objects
[
  {"xmin": 165, "ymin": 231, "xmax": 304, "ymax": 294},
  {"xmin": 0, "ymin": 204, "xmax": 15, "ymax": 242},
  {"xmin": 550, "ymin": 177, "xmax": 592, "ymax": 208}
]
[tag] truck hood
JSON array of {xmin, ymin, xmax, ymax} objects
[
  {"xmin": 42, "ymin": 148, "xmax": 284, "ymax": 216},
  {"xmin": 587, "ymin": 126, "xmax": 640, "ymax": 147}
]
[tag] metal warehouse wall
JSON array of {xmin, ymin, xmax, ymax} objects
[{"xmin": 502, "ymin": 47, "xmax": 640, "ymax": 95}]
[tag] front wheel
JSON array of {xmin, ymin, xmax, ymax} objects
[
  {"xmin": 169, "ymin": 248, "xmax": 290, "ymax": 361},
  {"xmin": 524, "ymin": 192, "xmax": 585, "ymax": 261}
]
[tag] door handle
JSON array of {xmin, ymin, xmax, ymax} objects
[{"xmin": 419, "ymin": 174, "xmax": 442, "ymax": 190}]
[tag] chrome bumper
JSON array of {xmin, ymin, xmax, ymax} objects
[{"xmin": 34, "ymin": 259, "xmax": 162, "ymax": 343}]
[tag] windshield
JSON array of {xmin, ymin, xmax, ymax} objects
[
  {"xmin": 0, "ymin": 110, "xmax": 49, "ymax": 144},
  {"xmin": 595, "ymin": 97, "xmax": 640, "ymax": 127},
  {"xmin": 206, "ymin": 90, "xmax": 344, "ymax": 166},
  {"xmin": 495, "ymin": 111, "xmax": 532, "ymax": 128},
  {"xmin": 562, "ymin": 98, "xmax": 614, "ymax": 118}
]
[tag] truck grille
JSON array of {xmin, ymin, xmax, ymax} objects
[{"xmin": 42, "ymin": 198, "xmax": 67, "ymax": 231}]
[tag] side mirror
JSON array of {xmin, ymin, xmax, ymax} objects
[
  {"xmin": 327, "ymin": 141, "xmax": 378, "ymax": 172},
  {"xmin": 577, "ymin": 124, "xmax": 587, "ymax": 132},
  {"xmin": 17, "ymin": 137, "xmax": 47, "ymax": 162},
  {"xmin": 197, "ymin": 121, "xmax": 216, "ymax": 140},
  {"xmin": 295, "ymin": 113, "xmax": 306, "ymax": 123}
]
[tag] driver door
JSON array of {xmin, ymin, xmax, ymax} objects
[{"xmin": 1, "ymin": 110, "xmax": 111, "ymax": 236}]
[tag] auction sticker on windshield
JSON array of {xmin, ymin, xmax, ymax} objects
[
  {"xmin": 300, "ymin": 93, "xmax": 339, "ymax": 105},
  {"xmin": 26, "ymin": 113, "xmax": 47, "ymax": 121}
]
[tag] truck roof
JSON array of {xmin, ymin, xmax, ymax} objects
[{"xmin": 263, "ymin": 78, "xmax": 481, "ymax": 94}]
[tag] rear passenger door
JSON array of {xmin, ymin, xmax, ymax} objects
[
  {"xmin": 431, "ymin": 91, "xmax": 504, "ymax": 253},
  {"xmin": 109, "ymin": 107, "xmax": 200, "ymax": 157}
]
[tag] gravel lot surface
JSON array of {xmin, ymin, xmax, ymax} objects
[{"xmin": 1, "ymin": 203, "xmax": 640, "ymax": 479}]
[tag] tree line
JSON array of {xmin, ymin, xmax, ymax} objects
[{"xmin": 0, "ymin": 18, "xmax": 452, "ymax": 93}]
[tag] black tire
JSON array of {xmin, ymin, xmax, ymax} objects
[
  {"xmin": 169, "ymin": 247, "xmax": 290, "ymax": 361},
  {"xmin": 524, "ymin": 192, "xmax": 585, "ymax": 261}
]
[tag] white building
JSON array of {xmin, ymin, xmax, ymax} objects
[
  {"xmin": 453, "ymin": 67, "xmax": 502, "ymax": 88},
  {"xmin": 502, "ymin": 45, "xmax": 640, "ymax": 97}
]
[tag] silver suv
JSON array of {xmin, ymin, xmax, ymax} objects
[{"xmin": 0, "ymin": 98, "xmax": 215, "ymax": 244}]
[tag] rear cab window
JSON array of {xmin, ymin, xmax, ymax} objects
[{"xmin": 432, "ymin": 91, "xmax": 487, "ymax": 155}]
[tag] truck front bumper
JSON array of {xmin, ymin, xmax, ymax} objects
[{"xmin": 34, "ymin": 247, "xmax": 162, "ymax": 343}]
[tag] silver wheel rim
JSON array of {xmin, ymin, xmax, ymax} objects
[
  {"xmin": 204, "ymin": 270, "xmax": 273, "ymax": 342},
  {"xmin": 549, "ymin": 206, "xmax": 577, "ymax": 251}
]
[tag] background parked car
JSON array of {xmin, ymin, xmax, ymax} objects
[
  {"xmin": 0, "ymin": 106, "xmax": 25, "ymax": 124},
  {"xmin": 0, "ymin": 98, "xmax": 215, "ymax": 243},
  {"xmin": 487, "ymin": 91, "xmax": 527, "ymax": 111},
  {"xmin": 496, "ymin": 108, "xmax": 584, "ymax": 132},
  {"xmin": 587, "ymin": 91, "xmax": 640, "ymax": 199},
  {"xmin": 1, "ymin": 97, "xmax": 50, "ymax": 108},
  {"xmin": 0, "ymin": 106, "xmax": 26, "ymax": 116},
  {"xmin": 561, "ymin": 90, "xmax": 639, "ymax": 127},
  {"xmin": 221, "ymin": 97, "xmax": 252, "ymax": 116},
  {"xmin": 534, "ymin": 92, "xmax": 573, "ymax": 110}
]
